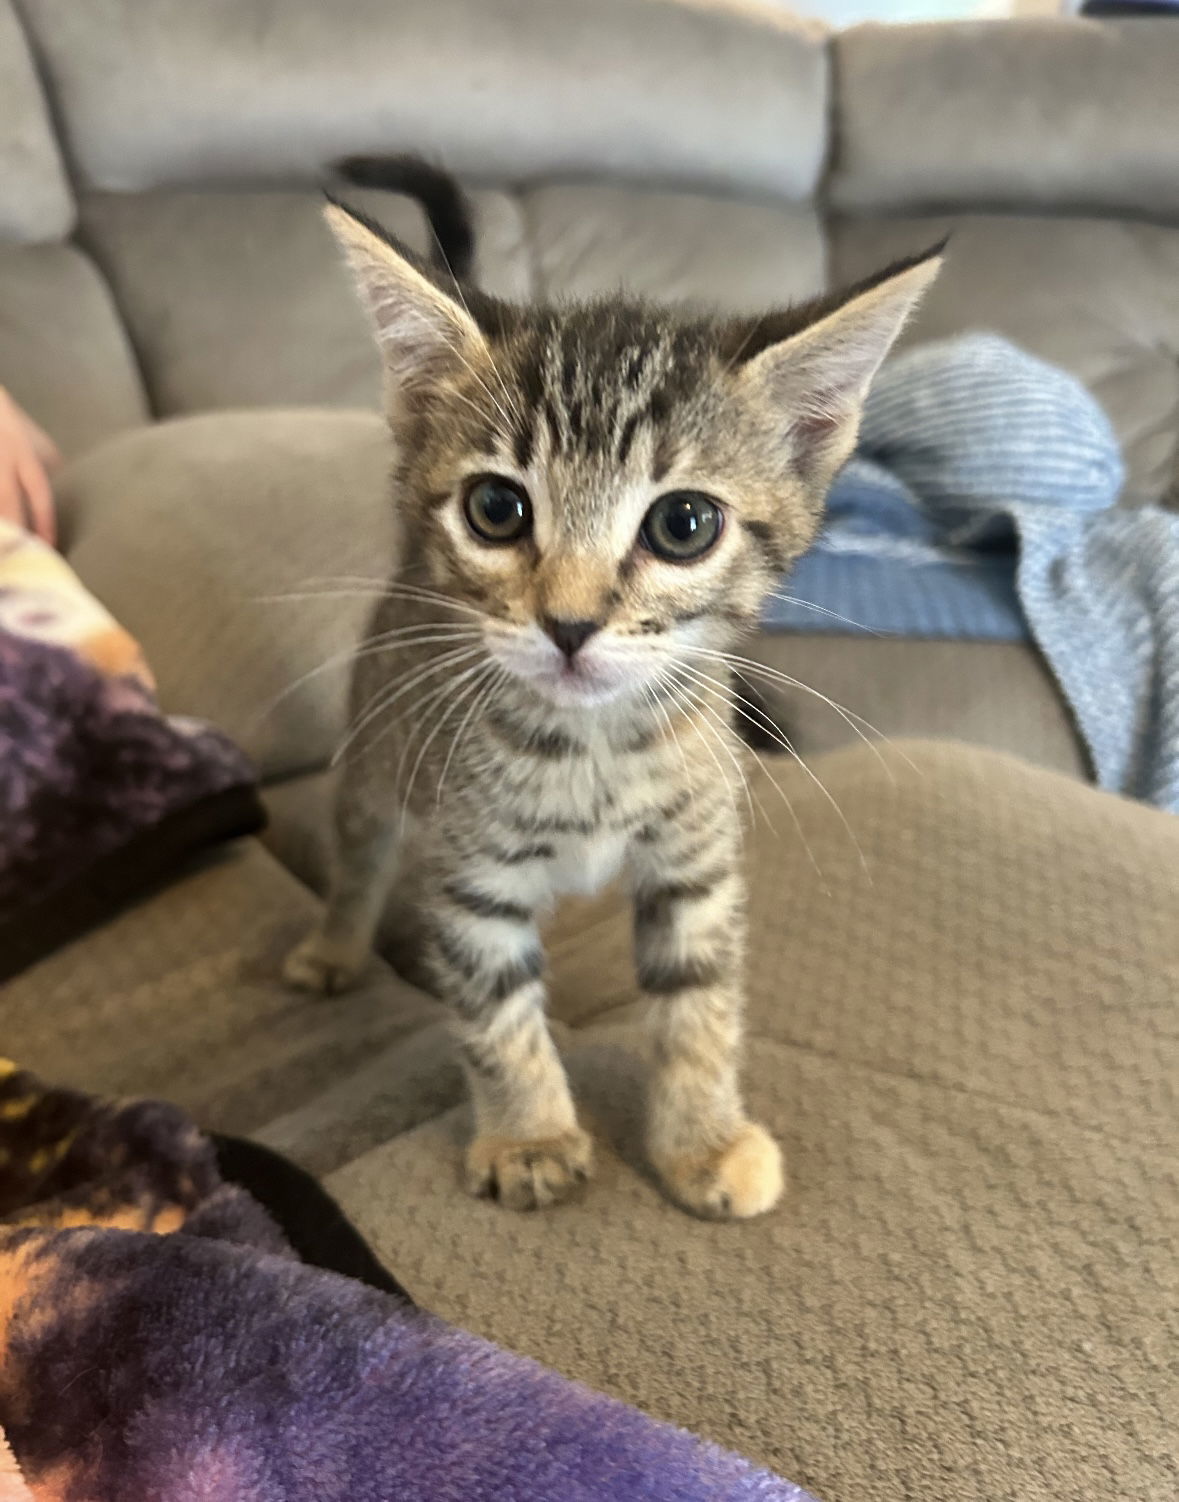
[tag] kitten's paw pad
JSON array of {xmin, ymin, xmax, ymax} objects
[
  {"xmin": 282, "ymin": 934, "xmax": 365, "ymax": 996},
  {"xmin": 655, "ymin": 1123, "xmax": 784, "ymax": 1220},
  {"xmin": 466, "ymin": 1129, "xmax": 594, "ymax": 1211}
]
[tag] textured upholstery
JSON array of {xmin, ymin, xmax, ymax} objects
[
  {"xmin": 832, "ymin": 19, "xmax": 1179, "ymax": 220},
  {"xmin": 19, "ymin": 0, "xmax": 828, "ymax": 200},
  {"xmin": 0, "ymin": 0, "xmax": 73, "ymax": 242},
  {"xmin": 59, "ymin": 409, "xmax": 395, "ymax": 780},
  {"xmin": 0, "ymin": 243, "xmax": 148, "ymax": 455},
  {"xmin": 325, "ymin": 743, "xmax": 1179, "ymax": 1502},
  {"xmin": 833, "ymin": 214, "xmax": 1179, "ymax": 507},
  {"xmin": 77, "ymin": 188, "xmax": 529, "ymax": 416},
  {"xmin": 0, "ymin": 837, "xmax": 439, "ymax": 1135}
]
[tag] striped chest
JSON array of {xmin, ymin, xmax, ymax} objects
[{"xmin": 461, "ymin": 715, "xmax": 689, "ymax": 902}]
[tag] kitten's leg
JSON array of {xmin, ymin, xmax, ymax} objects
[
  {"xmin": 283, "ymin": 792, "xmax": 403, "ymax": 995},
  {"xmin": 425, "ymin": 878, "xmax": 591, "ymax": 1211},
  {"xmin": 631, "ymin": 818, "xmax": 783, "ymax": 1220}
]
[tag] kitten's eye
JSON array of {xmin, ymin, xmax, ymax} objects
[
  {"xmin": 463, "ymin": 477, "xmax": 532, "ymax": 545},
  {"xmin": 640, "ymin": 491, "xmax": 723, "ymax": 562}
]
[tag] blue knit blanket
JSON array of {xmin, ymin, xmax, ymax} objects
[{"xmin": 765, "ymin": 335, "xmax": 1179, "ymax": 812}]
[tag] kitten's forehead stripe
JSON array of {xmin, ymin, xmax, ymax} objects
[
  {"xmin": 541, "ymin": 396, "xmax": 562, "ymax": 455},
  {"xmin": 491, "ymin": 306, "xmax": 714, "ymax": 474},
  {"xmin": 616, "ymin": 411, "xmax": 642, "ymax": 466},
  {"xmin": 651, "ymin": 432, "xmax": 678, "ymax": 483},
  {"xmin": 512, "ymin": 417, "xmax": 534, "ymax": 470},
  {"xmin": 622, "ymin": 346, "xmax": 650, "ymax": 391}
]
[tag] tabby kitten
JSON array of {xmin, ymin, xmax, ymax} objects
[{"xmin": 286, "ymin": 171, "xmax": 940, "ymax": 1219}]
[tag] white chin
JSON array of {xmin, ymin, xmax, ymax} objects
[{"xmin": 534, "ymin": 672, "xmax": 628, "ymax": 708}]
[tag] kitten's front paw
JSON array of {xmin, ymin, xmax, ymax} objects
[
  {"xmin": 654, "ymin": 1122, "xmax": 784, "ymax": 1220},
  {"xmin": 466, "ymin": 1128, "xmax": 594, "ymax": 1211},
  {"xmin": 282, "ymin": 932, "xmax": 366, "ymax": 996}
]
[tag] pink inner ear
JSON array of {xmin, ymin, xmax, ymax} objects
[
  {"xmin": 789, "ymin": 407, "xmax": 843, "ymax": 460},
  {"xmin": 793, "ymin": 411, "xmax": 840, "ymax": 440}
]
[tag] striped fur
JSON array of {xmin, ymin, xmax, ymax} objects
[{"xmin": 285, "ymin": 194, "xmax": 940, "ymax": 1219}]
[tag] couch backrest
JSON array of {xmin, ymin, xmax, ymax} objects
[
  {"xmin": 16, "ymin": 0, "xmax": 830, "ymax": 201},
  {"xmin": 829, "ymin": 19, "xmax": 1179, "ymax": 508},
  {"xmin": 2, "ymin": 0, "xmax": 1177, "ymax": 507},
  {"xmin": 831, "ymin": 20, "xmax": 1179, "ymax": 222},
  {"xmin": 0, "ymin": 0, "xmax": 73, "ymax": 243},
  {"xmin": 0, "ymin": 0, "xmax": 148, "ymax": 455}
]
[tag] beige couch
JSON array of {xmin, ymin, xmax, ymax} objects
[{"xmin": 3, "ymin": 3, "xmax": 1178, "ymax": 1498}]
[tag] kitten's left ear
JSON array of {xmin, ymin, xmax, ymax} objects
[
  {"xmin": 324, "ymin": 199, "xmax": 488, "ymax": 405},
  {"xmin": 735, "ymin": 246, "xmax": 943, "ymax": 482}
]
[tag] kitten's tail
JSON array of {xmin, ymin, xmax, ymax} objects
[{"xmin": 333, "ymin": 154, "xmax": 475, "ymax": 282}]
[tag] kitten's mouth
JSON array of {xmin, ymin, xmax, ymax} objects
[
  {"xmin": 496, "ymin": 652, "xmax": 635, "ymax": 708},
  {"xmin": 533, "ymin": 659, "xmax": 629, "ymax": 708},
  {"xmin": 486, "ymin": 631, "xmax": 654, "ymax": 709}
]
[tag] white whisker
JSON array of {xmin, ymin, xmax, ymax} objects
[
  {"xmin": 398, "ymin": 659, "xmax": 494, "ymax": 827},
  {"xmin": 279, "ymin": 576, "xmax": 497, "ymax": 627},
  {"xmin": 437, "ymin": 270, "xmax": 524, "ymax": 431},
  {"xmin": 333, "ymin": 644, "xmax": 485, "ymax": 765},
  {"xmin": 440, "ymin": 328, "xmax": 521, "ymax": 437},
  {"xmin": 763, "ymin": 592, "xmax": 883, "ymax": 636},
  {"xmin": 435, "ymin": 662, "xmax": 505, "ymax": 808},
  {"xmin": 248, "ymin": 624, "xmax": 480, "ymax": 731},
  {"xmin": 643, "ymin": 679, "xmax": 697, "ymax": 818},
  {"xmin": 676, "ymin": 661, "xmax": 854, "ymax": 883},
  {"xmin": 678, "ymin": 644, "xmax": 912, "ymax": 779},
  {"xmin": 659, "ymin": 672, "xmax": 756, "ymax": 830}
]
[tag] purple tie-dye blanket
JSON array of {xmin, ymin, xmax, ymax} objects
[
  {"xmin": 0, "ymin": 1064, "xmax": 816, "ymax": 1502},
  {"xmin": 0, "ymin": 522, "xmax": 263, "ymax": 981}
]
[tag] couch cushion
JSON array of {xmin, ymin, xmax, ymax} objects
[
  {"xmin": 747, "ymin": 632, "xmax": 1087, "ymax": 779},
  {"xmin": 832, "ymin": 214, "xmax": 1179, "ymax": 508},
  {"xmin": 58, "ymin": 409, "xmax": 394, "ymax": 780},
  {"xmin": 78, "ymin": 188, "xmax": 528, "ymax": 417},
  {"xmin": 831, "ymin": 19, "xmax": 1179, "ymax": 222},
  {"xmin": 0, "ymin": 836, "xmax": 440, "ymax": 1136},
  {"xmin": 0, "ymin": 0, "xmax": 73, "ymax": 242},
  {"xmin": 325, "ymin": 741, "xmax": 1179, "ymax": 1502},
  {"xmin": 21, "ymin": 0, "xmax": 828, "ymax": 202},
  {"xmin": 0, "ymin": 244, "xmax": 148, "ymax": 456},
  {"xmin": 524, "ymin": 184, "xmax": 825, "ymax": 309}
]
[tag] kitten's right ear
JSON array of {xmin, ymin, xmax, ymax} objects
[{"xmin": 324, "ymin": 200, "xmax": 487, "ymax": 399}]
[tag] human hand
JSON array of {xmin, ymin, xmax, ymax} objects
[{"xmin": 0, "ymin": 388, "xmax": 60, "ymax": 544}]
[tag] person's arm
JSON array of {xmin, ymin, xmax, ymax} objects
[{"xmin": 0, "ymin": 388, "xmax": 59, "ymax": 544}]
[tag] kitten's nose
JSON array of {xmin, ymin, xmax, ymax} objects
[{"xmin": 542, "ymin": 616, "xmax": 601, "ymax": 661}]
